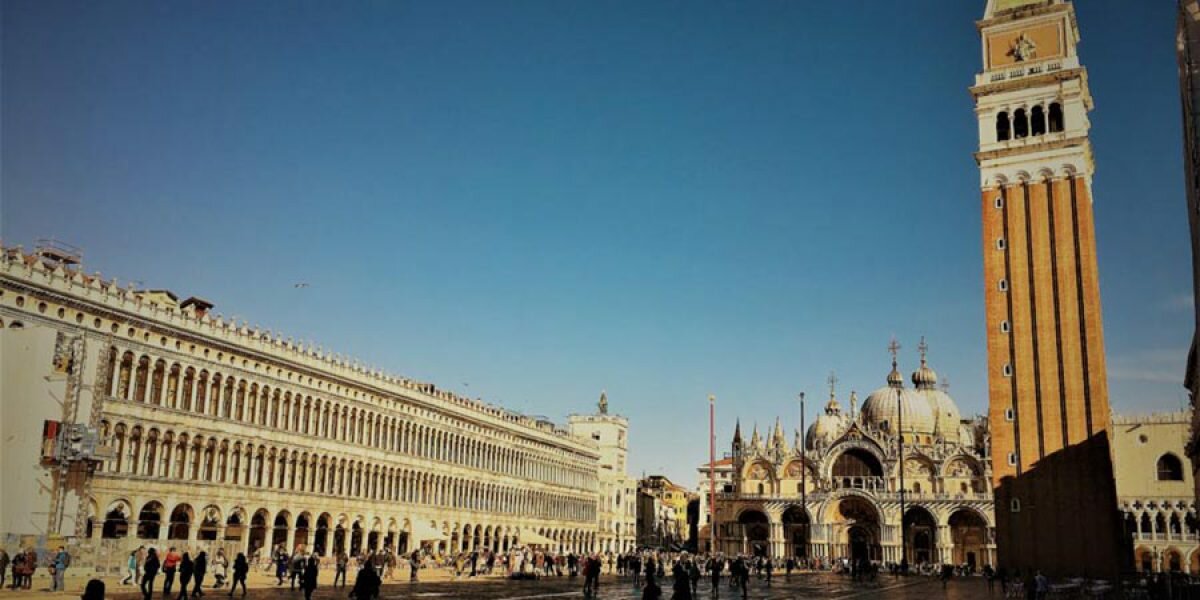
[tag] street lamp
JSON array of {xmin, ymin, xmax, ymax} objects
[{"xmin": 890, "ymin": 337, "xmax": 908, "ymax": 573}]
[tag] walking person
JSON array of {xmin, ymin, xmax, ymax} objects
[
  {"xmin": 141, "ymin": 549, "xmax": 160, "ymax": 600},
  {"xmin": 672, "ymin": 560, "xmax": 694, "ymax": 600},
  {"xmin": 51, "ymin": 545, "xmax": 70, "ymax": 592},
  {"xmin": 21, "ymin": 548, "xmax": 36, "ymax": 590},
  {"xmin": 227, "ymin": 554, "xmax": 248, "ymax": 597},
  {"xmin": 176, "ymin": 553, "xmax": 194, "ymax": 600},
  {"xmin": 192, "ymin": 551, "xmax": 207, "ymax": 597},
  {"xmin": 301, "ymin": 556, "xmax": 318, "ymax": 600},
  {"xmin": 288, "ymin": 551, "xmax": 304, "ymax": 590},
  {"xmin": 162, "ymin": 547, "xmax": 181, "ymax": 597},
  {"xmin": 0, "ymin": 548, "xmax": 8, "ymax": 589},
  {"xmin": 334, "ymin": 551, "xmax": 349, "ymax": 588},
  {"xmin": 689, "ymin": 559, "xmax": 701, "ymax": 596},
  {"xmin": 123, "ymin": 551, "xmax": 139, "ymax": 586},
  {"xmin": 349, "ymin": 561, "xmax": 380, "ymax": 600},
  {"xmin": 409, "ymin": 551, "xmax": 420, "ymax": 582},
  {"xmin": 8, "ymin": 551, "xmax": 22, "ymax": 590},
  {"xmin": 211, "ymin": 550, "xmax": 228, "ymax": 589},
  {"xmin": 709, "ymin": 556, "xmax": 722, "ymax": 597},
  {"xmin": 274, "ymin": 546, "xmax": 288, "ymax": 586}
]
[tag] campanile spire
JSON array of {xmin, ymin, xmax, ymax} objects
[{"xmin": 972, "ymin": 0, "xmax": 1125, "ymax": 577}]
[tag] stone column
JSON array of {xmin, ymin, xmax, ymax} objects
[{"xmin": 285, "ymin": 523, "xmax": 296, "ymax": 554}]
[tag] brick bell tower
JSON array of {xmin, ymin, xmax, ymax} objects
[{"xmin": 972, "ymin": 0, "xmax": 1128, "ymax": 577}]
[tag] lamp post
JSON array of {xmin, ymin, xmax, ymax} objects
[
  {"xmin": 799, "ymin": 391, "xmax": 807, "ymax": 562},
  {"xmin": 890, "ymin": 337, "xmax": 908, "ymax": 573},
  {"xmin": 709, "ymin": 394, "xmax": 716, "ymax": 554}
]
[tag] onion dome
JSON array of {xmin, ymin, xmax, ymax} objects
[
  {"xmin": 806, "ymin": 392, "xmax": 849, "ymax": 450},
  {"xmin": 909, "ymin": 339, "xmax": 961, "ymax": 442},
  {"xmin": 912, "ymin": 362, "xmax": 938, "ymax": 389},
  {"xmin": 921, "ymin": 388, "xmax": 962, "ymax": 443},
  {"xmin": 806, "ymin": 412, "xmax": 849, "ymax": 450},
  {"xmin": 861, "ymin": 357, "xmax": 936, "ymax": 436},
  {"xmin": 861, "ymin": 386, "xmax": 935, "ymax": 436},
  {"xmin": 886, "ymin": 364, "xmax": 904, "ymax": 387}
]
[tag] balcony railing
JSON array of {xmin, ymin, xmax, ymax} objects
[
  {"xmin": 974, "ymin": 56, "xmax": 1080, "ymax": 87},
  {"xmin": 716, "ymin": 486, "xmax": 991, "ymax": 502}
]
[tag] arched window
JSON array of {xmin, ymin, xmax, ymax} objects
[
  {"xmin": 1013, "ymin": 108, "xmax": 1029, "ymax": 139},
  {"xmin": 996, "ymin": 111, "xmax": 1010, "ymax": 141},
  {"xmin": 1158, "ymin": 454, "xmax": 1184, "ymax": 481},
  {"xmin": 1031, "ymin": 105, "xmax": 1046, "ymax": 136},
  {"xmin": 1048, "ymin": 103, "xmax": 1064, "ymax": 132}
]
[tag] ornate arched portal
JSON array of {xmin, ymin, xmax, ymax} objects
[
  {"xmin": 903, "ymin": 506, "xmax": 937, "ymax": 565},
  {"xmin": 782, "ymin": 505, "xmax": 810, "ymax": 559},
  {"xmin": 737, "ymin": 510, "xmax": 770, "ymax": 557},
  {"xmin": 948, "ymin": 508, "xmax": 989, "ymax": 570},
  {"xmin": 834, "ymin": 496, "xmax": 881, "ymax": 563}
]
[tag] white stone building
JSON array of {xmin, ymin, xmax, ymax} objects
[
  {"xmin": 0, "ymin": 242, "xmax": 611, "ymax": 573},
  {"xmin": 567, "ymin": 393, "xmax": 637, "ymax": 553},
  {"xmin": 1113, "ymin": 412, "xmax": 1200, "ymax": 574}
]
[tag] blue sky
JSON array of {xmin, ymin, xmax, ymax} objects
[{"xmin": 1, "ymin": 1, "xmax": 1190, "ymax": 486}]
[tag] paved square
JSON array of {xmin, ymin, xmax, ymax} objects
[{"xmin": 98, "ymin": 572, "xmax": 993, "ymax": 600}]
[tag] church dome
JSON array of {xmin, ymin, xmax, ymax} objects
[
  {"xmin": 919, "ymin": 388, "xmax": 962, "ymax": 442},
  {"xmin": 861, "ymin": 386, "xmax": 935, "ymax": 436},
  {"xmin": 806, "ymin": 413, "xmax": 848, "ymax": 450},
  {"xmin": 861, "ymin": 361, "xmax": 936, "ymax": 436},
  {"xmin": 806, "ymin": 393, "xmax": 848, "ymax": 450},
  {"xmin": 908, "ymin": 342, "xmax": 959, "ymax": 441},
  {"xmin": 911, "ymin": 363, "xmax": 938, "ymax": 389}
]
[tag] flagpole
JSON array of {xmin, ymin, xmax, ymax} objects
[
  {"xmin": 708, "ymin": 394, "xmax": 716, "ymax": 554},
  {"xmin": 799, "ymin": 391, "xmax": 806, "ymax": 563}
]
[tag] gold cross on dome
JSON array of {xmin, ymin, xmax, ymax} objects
[
  {"xmin": 827, "ymin": 371, "xmax": 838, "ymax": 397},
  {"xmin": 918, "ymin": 336, "xmax": 928, "ymax": 364},
  {"xmin": 888, "ymin": 337, "xmax": 901, "ymax": 362}
]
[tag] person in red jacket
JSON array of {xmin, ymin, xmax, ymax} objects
[{"xmin": 162, "ymin": 548, "xmax": 182, "ymax": 596}]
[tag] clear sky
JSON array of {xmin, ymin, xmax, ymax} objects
[{"xmin": 1, "ymin": 1, "xmax": 1190, "ymax": 486}]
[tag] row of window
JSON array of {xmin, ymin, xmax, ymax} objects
[
  {"xmin": 101, "ymin": 420, "xmax": 596, "ymax": 524},
  {"xmin": 995, "ymin": 102, "xmax": 1065, "ymax": 141},
  {"xmin": 97, "ymin": 501, "xmax": 596, "ymax": 556},
  {"xmin": 1, "ymin": 285, "xmax": 595, "ymax": 473},
  {"xmin": 108, "ymin": 348, "xmax": 596, "ymax": 491}
]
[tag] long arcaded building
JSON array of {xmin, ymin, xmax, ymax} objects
[{"xmin": 0, "ymin": 241, "xmax": 626, "ymax": 573}]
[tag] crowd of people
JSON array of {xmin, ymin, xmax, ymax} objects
[{"xmin": 0, "ymin": 539, "xmax": 1019, "ymax": 600}]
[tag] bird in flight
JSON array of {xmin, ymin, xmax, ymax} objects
[{"xmin": 294, "ymin": 283, "xmax": 310, "ymax": 289}]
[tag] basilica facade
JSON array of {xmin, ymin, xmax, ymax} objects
[
  {"xmin": 0, "ymin": 242, "xmax": 630, "ymax": 575},
  {"xmin": 712, "ymin": 348, "xmax": 995, "ymax": 569}
]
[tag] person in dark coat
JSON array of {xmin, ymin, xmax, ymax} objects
[
  {"xmin": 82, "ymin": 578, "xmax": 106, "ymax": 600},
  {"xmin": 301, "ymin": 556, "xmax": 319, "ymax": 600},
  {"xmin": 642, "ymin": 575, "xmax": 663, "ymax": 600},
  {"xmin": 672, "ymin": 561, "xmax": 693, "ymax": 600},
  {"xmin": 349, "ymin": 561, "xmax": 380, "ymax": 600},
  {"xmin": 176, "ymin": 553, "xmax": 194, "ymax": 600},
  {"xmin": 227, "ymin": 554, "xmax": 248, "ymax": 597},
  {"xmin": 192, "ymin": 552, "xmax": 207, "ymax": 597},
  {"xmin": 141, "ymin": 549, "xmax": 160, "ymax": 600}
]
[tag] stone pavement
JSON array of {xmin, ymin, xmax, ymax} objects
[{"xmin": 20, "ymin": 571, "xmax": 996, "ymax": 600}]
